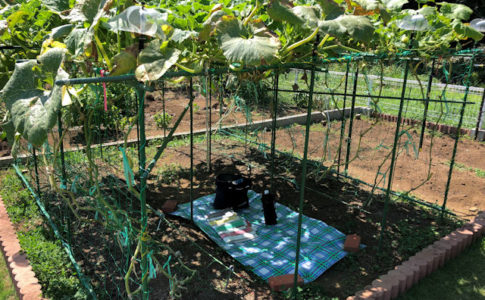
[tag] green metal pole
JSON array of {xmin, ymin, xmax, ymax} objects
[
  {"xmin": 206, "ymin": 74, "xmax": 212, "ymax": 172},
  {"xmin": 442, "ymin": 53, "xmax": 476, "ymax": 216},
  {"xmin": 293, "ymin": 36, "xmax": 318, "ymax": 299},
  {"xmin": 337, "ymin": 61, "xmax": 350, "ymax": 176},
  {"xmin": 474, "ymin": 90, "xmax": 485, "ymax": 140},
  {"xmin": 57, "ymin": 110, "xmax": 67, "ymax": 189},
  {"xmin": 418, "ymin": 58, "xmax": 436, "ymax": 151},
  {"xmin": 190, "ymin": 78, "xmax": 194, "ymax": 221},
  {"xmin": 270, "ymin": 71, "xmax": 279, "ymax": 193},
  {"xmin": 219, "ymin": 75, "xmax": 223, "ymax": 130},
  {"xmin": 344, "ymin": 67, "xmax": 359, "ymax": 174},
  {"xmin": 209, "ymin": 75, "xmax": 212, "ymax": 172},
  {"xmin": 32, "ymin": 147, "xmax": 41, "ymax": 196},
  {"xmin": 379, "ymin": 57, "xmax": 411, "ymax": 249},
  {"xmin": 136, "ymin": 85, "xmax": 149, "ymax": 300},
  {"xmin": 162, "ymin": 81, "xmax": 166, "ymax": 138}
]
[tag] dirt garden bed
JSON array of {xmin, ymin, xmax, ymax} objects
[{"xmin": 4, "ymin": 90, "xmax": 484, "ymax": 299}]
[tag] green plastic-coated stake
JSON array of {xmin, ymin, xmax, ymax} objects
[
  {"xmin": 136, "ymin": 85, "xmax": 149, "ymax": 300},
  {"xmin": 419, "ymin": 58, "xmax": 436, "ymax": 150},
  {"xmin": 293, "ymin": 35, "xmax": 319, "ymax": 299},
  {"xmin": 209, "ymin": 74, "xmax": 212, "ymax": 172},
  {"xmin": 206, "ymin": 74, "xmax": 212, "ymax": 172},
  {"xmin": 32, "ymin": 147, "xmax": 41, "ymax": 196},
  {"xmin": 442, "ymin": 52, "xmax": 476, "ymax": 217},
  {"xmin": 162, "ymin": 81, "xmax": 166, "ymax": 138},
  {"xmin": 270, "ymin": 71, "xmax": 279, "ymax": 193},
  {"xmin": 190, "ymin": 78, "xmax": 194, "ymax": 221},
  {"xmin": 337, "ymin": 61, "xmax": 350, "ymax": 176},
  {"xmin": 379, "ymin": 56, "xmax": 411, "ymax": 250},
  {"xmin": 474, "ymin": 90, "xmax": 485, "ymax": 140},
  {"xmin": 219, "ymin": 74, "xmax": 223, "ymax": 130},
  {"xmin": 58, "ymin": 110, "xmax": 67, "ymax": 189},
  {"xmin": 344, "ymin": 67, "xmax": 359, "ymax": 174}
]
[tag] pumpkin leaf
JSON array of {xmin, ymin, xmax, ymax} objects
[
  {"xmin": 135, "ymin": 39, "xmax": 180, "ymax": 81},
  {"xmin": 291, "ymin": 6, "xmax": 321, "ymax": 28},
  {"xmin": 216, "ymin": 17, "xmax": 280, "ymax": 65},
  {"xmin": 381, "ymin": 0, "xmax": 408, "ymax": 11},
  {"xmin": 0, "ymin": 48, "xmax": 67, "ymax": 148},
  {"xmin": 319, "ymin": 15, "xmax": 374, "ymax": 43},
  {"xmin": 439, "ymin": 3, "xmax": 473, "ymax": 21},
  {"xmin": 64, "ymin": 27, "xmax": 93, "ymax": 57},
  {"xmin": 316, "ymin": 0, "xmax": 345, "ymax": 20},
  {"xmin": 267, "ymin": 0, "xmax": 304, "ymax": 26},
  {"xmin": 42, "ymin": 0, "xmax": 70, "ymax": 13},
  {"xmin": 452, "ymin": 20, "xmax": 484, "ymax": 41}
]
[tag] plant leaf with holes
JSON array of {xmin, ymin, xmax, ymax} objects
[{"xmin": 0, "ymin": 48, "xmax": 67, "ymax": 148}]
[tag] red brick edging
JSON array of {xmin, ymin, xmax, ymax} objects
[
  {"xmin": 376, "ymin": 113, "xmax": 471, "ymax": 136},
  {"xmin": 0, "ymin": 197, "xmax": 43, "ymax": 300},
  {"xmin": 348, "ymin": 212, "xmax": 485, "ymax": 300}
]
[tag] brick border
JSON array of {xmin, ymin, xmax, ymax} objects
[
  {"xmin": 347, "ymin": 211, "xmax": 485, "ymax": 300},
  {"xmin": 375, "ymin": 113, "xmax": 485, "ymax": 141},
  {"xmin": 0, "ymin": 197, "xmax": 43, "ymax": 300}
]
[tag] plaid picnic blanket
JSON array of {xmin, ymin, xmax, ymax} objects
[{"xmin": 170, "ymin": 190, "xmax": 348, "ymax": 283}]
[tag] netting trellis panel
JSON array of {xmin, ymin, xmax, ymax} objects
[{"xmin": 6, "ymin": 47, "xmax": 484, "ymax": 299}]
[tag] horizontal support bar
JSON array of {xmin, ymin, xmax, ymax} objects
[{"xmin": 276, "ymin": 88, "xmax": 475, "ymax": 105}]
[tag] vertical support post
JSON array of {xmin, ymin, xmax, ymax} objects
[
  {"xmin": 474, "ymin": 90, "xmax": 485, "ymax": 140},
  {"xmin": 337, "ymin": 61, "xmax": 350, "ymax": 176},
  {"xmin": 270, "ymin": 71, "xmax": 279, "ymax": 193},
  {"xmin": 419, "ymin": 58, "xmax": 436, "ymax": 150},
  {"xmin": 293, "ymin": 36, "xmax": 318, "ymax": 299},
  {"xmin": 162, "ymin": 81, "xmax": 166, "ymax": 138},
  {"xmin": 206, "ymin": 74, "xmax": 212, "ymax": 172},
  {"xmin": 442, "ymin": 54, "xmax": 476, "ymax": 216},
  {"xmin": 57, "ymin": 110, "xmax": 67, "ymax": 189},
  {"xmin": 344, "ymin": 67, "xmax": 359, "ymax": 174},
  {"xmin": 219, "ymin": 75, "xmax": 223, "ymax": 130},
  {"xmin": 136, "ymin": 85, "xmax": 149, "ymax": 300},
  {"xmin": 379, "ymin": 57, "xmax": 411, "ymax": 249},
  {"xmin": 32, "ymin": 147, "xmax": 41, "ymax": 196},
  {"xmin": 189, "ymin": 78, "xmax": 194, "ymax": 221}
]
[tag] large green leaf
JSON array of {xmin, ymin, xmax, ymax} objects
[
  {"xmin": 452, "ymin": 20, "xmax": 484, "ymax": 41},
  {"xmin": 316, "ymin": 0, "xmax": 344, "ymax": 20},
  {"xmin": 42, "ymin": 0, "xmax": 70, "ymax": 13},
  {"xmin": 135, "ymin": 39, "xmax": 180, "ymax": 81},
  {"xmin": 216, "ymin": 17, "xmax": 280, "ymax": 65},
  {"xmin": 439, "ymin": 3, "xmax": 473, "ymax": 21},
  {"xmin": 67, "ymin": 0, "xmax": 109, "ymax": 24},
  {"xmin": 319, "ymin": 15, "xmax": 374, "ymax": 43},
  {"xmin": 0, "ymin": 48, "xmax": 67, "ymax": 147},
  {"xmin": 48, "ymin": 24, "xmax": 74, "ymax": 40},
  {"xmin": 171, "ymin": 28, "xmax": 198, "ymax": 43},
  {"xmin": 64, "ymin": 28, "xmax": 92, "ymax": 57},
  {"xmin": 354, "ymin": 0, "xmax": 379, "ymax": 11},
  {"xmin": 267, "ymin": 0, "xmax": 304, "ymax": 26},
  {"xmin": 291, "ymin": 6, "xmax": 321, "ymax": 28},
  {"xmin": 381, "ymin": 0, "xmax": 408, "ymax": 10},
  {"xmin": 199, "ymin": 10, "xmax": 226, "ymax": 41}
]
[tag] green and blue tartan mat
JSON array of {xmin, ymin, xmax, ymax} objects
[{"xmin": 170, "ymin": 190, "xmax": 348, "ymax": 283}]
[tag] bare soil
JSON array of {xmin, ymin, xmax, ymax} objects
[{"xmin": 19, "ymin": 89, "xmax": 485, "ymax": 299}]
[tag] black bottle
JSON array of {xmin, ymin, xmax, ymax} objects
[{"xmin": 262, "ymin": 190, "xmax": 277, "ymax": 225}]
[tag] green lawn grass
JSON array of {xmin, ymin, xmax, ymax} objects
[
  {"xmin": 0, "ymin": 251, "xmax": 17, "ymax": 300},
  {"xmin": 278, "ymin": 68, "xmax": 483, "ymax": 129},
  {"xmin": 398, "ymin": 238, "xmax": 485, "ymax": 300}
]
